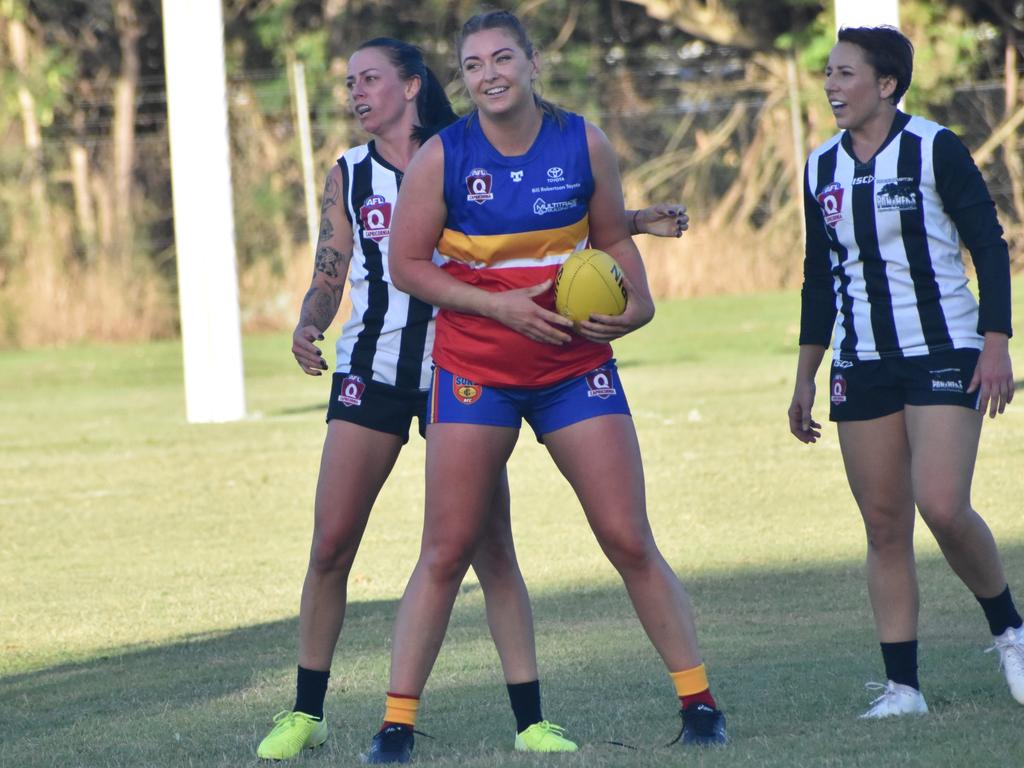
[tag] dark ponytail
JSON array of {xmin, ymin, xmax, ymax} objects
[
  {"xmin": 356, "ymin": 37, "xmax": 459, "ymax": 145},
  {"xmin": 413, "ymin": 66, "xmax": 459, "ymax": 143}
]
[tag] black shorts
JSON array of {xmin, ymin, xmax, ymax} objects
[
  {"xmin": 828, "ymin": 348, "xmax": 981, "ymax": 422},
  {"xmin": 326, "ymin": 372, "xmax": 427, "ymax": 443}
]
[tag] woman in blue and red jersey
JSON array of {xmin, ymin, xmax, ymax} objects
[{"xmin": 360, "ymin": 11, "xmax": 726, "ymax": 764}]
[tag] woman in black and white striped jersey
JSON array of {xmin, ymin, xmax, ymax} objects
[{"xmin": 788, "ymin": 25, "xmax": 1024, "ymax": 719}]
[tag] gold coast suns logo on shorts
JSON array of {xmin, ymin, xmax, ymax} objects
[
  {"xmin": 453, "ymin": 376, "xmax": 483, "ymax": 405},
  {"xmin": 585, "ymin": 368, "xmax": 617, "ymax": 400},
  {"xmin": 338, "ymin": 374, "xmax": 366, "ymax": 407}
]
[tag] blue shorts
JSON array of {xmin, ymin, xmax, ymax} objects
[
  {"xmin": 828, "ymin": 348, "xmax": 981, "ymax": 422},
  {"xmin": 428, "ymin": 361, "xmax": 631, "ymax": 441},
  {"xmin": 326, "ymin": 372, "xmax": 426, "ymax": 443}
]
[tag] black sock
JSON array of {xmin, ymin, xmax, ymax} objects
[
  {"xmin": 880, "ymin": 640, "xmax": 919, "ymax": 690},
  {"xmin": 976, "ymin": 585, "xmax": 1024, "ymax": 636},
  {"xmin": 506, "ymin": 680, "xmax": 543, "ymax": 733},
  {"xmin": 293, "ymin": 665, "xmax": 330, "ymax": 720}
]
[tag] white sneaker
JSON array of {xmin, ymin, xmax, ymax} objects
[
  {"xmin": 858, "ymin": 680, "xmax": 929, "ymax": 719},
  {"xmin": 986, "ymin": 625, "xmax": 1024, "ymax": 704}
]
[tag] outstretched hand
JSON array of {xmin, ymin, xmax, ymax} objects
[
  {"xmin": 576, "ymin": 271, "xmax": 655, "ymax": 343},
  {"xmin": 635, "ymin": 203, "xmax": 689, "ymax": 238},
  {"xmin": 486, "ymin": 279, "xmax": 574, "ymax": 345}
]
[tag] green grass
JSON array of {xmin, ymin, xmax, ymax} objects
[{"xmin": 2, "ymin": 283, "xmax": 1023, "ymax": 767}]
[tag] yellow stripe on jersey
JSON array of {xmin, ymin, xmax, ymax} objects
[{"xmin": 438, "ymin": 215, "xmax": 589, "ymax": 268}]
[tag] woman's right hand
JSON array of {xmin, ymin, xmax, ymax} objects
[
  {"xmin": 788, "ymin": 379, "xmax": 822, "ymax": 443},
  {"xmin": 484, "ymin": 279, "xmax": 574, "ymax": 345}
]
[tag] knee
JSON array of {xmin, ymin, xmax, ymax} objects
[
  {"xmin": 859, "ymin": 501, "xmax": 914, "ymax": 554},
  {"xmin": 308, "ymin": 525, "xmax": 360, "ymax": 576},
  {"xmin": 421, "ymin": 538, "xmax": 475, "ymax": 585},
  {"xmin": 598, "ymin": 527, "xmax": 659, "ymax": 575},
  {"xmin": 917, "ymin": 494, "xmax": 970, "ymax": 539}
]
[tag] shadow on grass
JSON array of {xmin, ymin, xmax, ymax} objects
[
  {"xmin": 269, "ymin": 401, "xmax": 328, "ymax": 417},
  {"xmin": 2, "ymin": 543, "xmax": 1023, "ymax": 767}
]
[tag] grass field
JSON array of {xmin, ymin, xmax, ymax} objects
[{"xmin": 2, "ymin": 284, "xmax": 1023, "ymax": 767}]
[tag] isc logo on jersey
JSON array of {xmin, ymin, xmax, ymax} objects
[
  {"xmin": 359, "ymin": 195, "xmax": 392, "ymax": 242},
  {"xmin": 466, "ymin": 169, "xmax": 494, "ymax": 204},
  {"xmin": 817, "ymin": 182, "xmax": 844, "ymax": 228}
]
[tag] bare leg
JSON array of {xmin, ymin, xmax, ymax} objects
[
  {"xmin": 471, "ymin": 468, "xmax": 539, "ymax": 684},
  {"xmin": 838, "ymin": 412, "xmax": 918, "ymax": 642},
  {"xmin": 543, "ymin": 414, "xmax": 701, "ymax": 672},
  {"xmin": 298, "ymin": 421, "xmax": 404, "ymax": 670},
  {"xmin": 387, "ymin": 423, "xmax": 520, "ymax": 695},
  {"xmin": 906, "ymin": 405, "xmax": 1007, "ymax": 598}
]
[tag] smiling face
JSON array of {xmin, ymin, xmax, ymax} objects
[
  {"xmin": 459, "ymin": 28, "xmax": 538, "ymax": 118},
  {"xmin": 346, "ymin": 47, "xmax": 419, "ymax": 137},
  {"xmin": 824, "ymin": 41, "xmax": 897, "ymax": 133}
]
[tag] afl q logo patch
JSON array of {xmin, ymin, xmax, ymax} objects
[
  {"xmin": 453, "ymin": 375, "xmax": 483, "ymax": 405},
  {"xmin": 585, "ymin": 368, "xmax": 617, "ymax": 400},
  {"xmin": 338, "ymin": 374, "xmax": 366, "ymax": 407},
  {"xmin": 359, "ymin": 195, "xmax": 392, "ymax": 242},
  {"xmin": 830, "ymin": 373, "xmax": 848, "ymax": 405},
  {"xmin": 817, "ymin": 182, "xmax": 845, "ymax": 228},
  {"xmin": 466, "ymin": 169, "xmax": 494, "ymax": 204}
]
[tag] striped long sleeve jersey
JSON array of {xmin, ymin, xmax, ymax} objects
[{"xmin": 800, "ymin": 111, "xmax": 1012, "ymax": 360}]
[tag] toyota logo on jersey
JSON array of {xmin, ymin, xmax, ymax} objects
[
  {"xmin": 359, "ymin": 195, "xmax": 392, "ymax": 242},
  {"xmin": 466, "ymin": 168, "xmax": 494, "ymax": 204},
  {"xmin": 817, "ymin": 182, "xmax": 845, "ymax": 228}
]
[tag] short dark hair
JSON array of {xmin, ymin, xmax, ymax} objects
[{"xmin": 837, "ymin": 26, "xmax": 914, "ymax": 104}]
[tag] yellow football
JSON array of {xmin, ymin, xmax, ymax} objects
[{"xmin": 554, "ymin": 248, "xmax": 627, "ymax": 326}]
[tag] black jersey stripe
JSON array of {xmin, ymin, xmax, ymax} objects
[
  {"xmin": 896, "ymin": 131, "xmax": 952, "ymax": 352},
  {"xmin": 396, "ymin": 299, "xmax": 433, "ymax": 388},
  {"xmin": 817, "ymin": 146, "xmax": 858, "ymax": 357},
  {"xmin": 348, "ymin": 154, "xmax": 389, "ymax": 379},
  {"xmin": 851, "ymin": 157, "xmax": 901, "ymax": 355},
  {"xmin": 337, "ymin": 158, "xmax": 352, "ymax": 225}
]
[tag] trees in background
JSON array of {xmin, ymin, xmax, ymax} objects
[{"xmin": 1, "ymin": 0, "xmax": 1021, "ymax": 346}]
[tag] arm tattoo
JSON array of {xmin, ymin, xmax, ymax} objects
[
  {"xmin": 299, "ymin": 284, "xmax": 344, "ymax": 331},
  {"xmin": 321, "ymin": 173, "xmax": 340, "ymax": 214},
  {"xmin": 315, "ymin": 246, "xmax": 343, "ymax": 278},
  {"xmin": 318, "ymin": 216, "xmax": 334, "ymax": 243}
]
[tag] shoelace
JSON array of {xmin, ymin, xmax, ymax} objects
[
  {"xmin": 270, "ymin": 710, "xmax": 317, "ymax": 728},
  {"xmin": 531, "ymin": 721, "xmax": 567, "ymax": 737},
  {"xmin": 985, "ymin": 631, "xmax": 1024, "ymax": 673},
  {"xmin": 863, "ymin": 681, "xmax": 896, "ymax": 708}
]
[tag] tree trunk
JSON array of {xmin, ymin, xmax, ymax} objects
[
  {"xmin": 1003, "ymin": 28, "xmax": 1024, "ymax": 225},
  {"xmin": 112, "ymin": 0, "xmax": 141, "ymax": 274},
  {"xmin": 8, "ymin": 16, "xmax": 51, "ymax": 233}
]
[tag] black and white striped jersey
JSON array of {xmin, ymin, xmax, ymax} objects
[
  {"xmin": 334, "ymin": 141, "xmax": 438, "ymax": 390},
  {"xmin": 800, "ymin": 111, "xmax": 1012, "ymax": 360}
]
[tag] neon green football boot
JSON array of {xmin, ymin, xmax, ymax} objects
[
  {"xmin": 514, "ymin": 720, "xmax": 578, "ymax": 752},
  {"xmin": 256, "ymin": 710, "xmax": 328, "ymax": 760}
]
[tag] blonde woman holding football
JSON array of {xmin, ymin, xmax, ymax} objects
[
  {"xmin": 361, "ymin": 11, "xmax": 725, "ymax": 764},
  {"xmin": 256, "ymin": 35, "xmax": 688, "ymax": 761}
]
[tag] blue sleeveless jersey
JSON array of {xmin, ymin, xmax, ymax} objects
[{"xmin": 433, "ymin": 110, "xmax": 611, "ymax": 387}]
